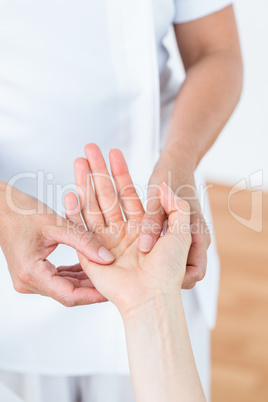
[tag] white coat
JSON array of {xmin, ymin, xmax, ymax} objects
[{"xmin": 0, "ymin": 0, "xmax": 231, "ymax": 381}]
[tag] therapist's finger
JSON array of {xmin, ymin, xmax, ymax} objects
[
  {"xmin": 74, "ymin": 157, "xmax": 104, "ymax": 231},
  {"xmin": 159, "ymin": 182, "xmax": 191, "ymax": 234},
  {"xmin": 48, "ymin": 208, "xmax": 115, "ymax": 265},
  {"xmin": 33, "ymin": 259, "xmax": 107, "ymax": 306},
  {"xmin": 109, "ymin": 149, "xmax": 144, "ymax": 222},
  {"xmin": 84, "ymin": 143, "xmax": 123, "ymax": 226}
]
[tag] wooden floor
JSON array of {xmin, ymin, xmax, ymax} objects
[{"xmin": 208, "ymin": 184, "xmax": 268, "ymax": 402}]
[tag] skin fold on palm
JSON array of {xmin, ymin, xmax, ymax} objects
[{"xmin": 60, "ymin": 144, "xmax": 191, "ymax": 316}]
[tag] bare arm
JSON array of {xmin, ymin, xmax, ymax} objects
[
  {"xmin": 164, "ymin": 4, "xmax": 243, "ymax": 165},
  {"xmin": 139, "ymin": 5, "xmax": 243, "ymax": 289},
  {"xmin": 124, "ymin": 294, "xmax": 206, "ymax": 402}
]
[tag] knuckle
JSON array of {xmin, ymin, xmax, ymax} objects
[
  {"xmin": 120, "ymin": 185, "xmax": 136, "ymax": 198},
  {"xmin": 188, "ymin": 282, "xmax": 197, "ymax": 290},
  {"xmin": 42, "ymin": 224, "xmax": 55, "ymax": 240},
  {"xmin": 106, "ymin": 210, "xmax": 122, "ymax": 225},
  {"xmin": 197, "ymin": 266, "xmax": 207, "ymax": 282},
  {"xmin": 69, "ymin": 220, "xmax": 84, "ymax": 236},
  {"xmin": 13, "ymin": 279, "xmax": 27, "ymax": 294},
  {"xmin": 80, "ymin": 231, "xmax": 95, "ymax": 248},
  {"xmin": 60, "ymin": 296, "xmax": 75, "ymax": 308},
  {"xmin": 17, "ymin": 266, "xmax": 32, "ymax": 285},
  {"xmin": 183, "ymin": 262, "xmax": 207, "ymax": 289},
  {"xmin": 43, "ymin": 219, "xmax": 67, "ymax": 240},
  {"xmin": 192, "ymin": 264, "xmax": 207, "ymax": 283},
  {"xmin": 98, "ymin": 185, "xmax": 116, "ymax": 199},
  {"xmin": 183, "ymin": 281, "xmax": 196, "ymax": 290}
]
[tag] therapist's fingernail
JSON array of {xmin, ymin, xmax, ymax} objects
[
  {"xmin": 139, "ymin": 234, "xmax": 153, "ymax": 253},
  {"xmin": 98, "ymin": 247, "xmax": 114, "ymax": 263}
]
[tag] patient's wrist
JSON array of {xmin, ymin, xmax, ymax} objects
[{"xmin": 121, "ymin": 292, "xmax": 182, "ymax": 326}]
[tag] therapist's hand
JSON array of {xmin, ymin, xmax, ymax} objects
[
  {"xmin": 0, "ymin": 182, "xmax": 114, "ymax": 306},
  {"xmin": 138, "ymin": 151, "xmax": 211, "ymax": 290},
  {"xmin": 61, "ymin": 145, "xmax": 191, "ymax": 316}
]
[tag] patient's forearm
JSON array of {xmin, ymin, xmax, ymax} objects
[{"xmin": 123, "ymin": 294, "xmax": 206, "ymax": 402}]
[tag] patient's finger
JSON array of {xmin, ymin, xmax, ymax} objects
[
  {"xmin": 64, "ymin": 192, "xmax": 84, "ymax": 227},
  {"xmin": 74, "ymin": 157, "xmax": 104, "ymax": 231},
  {"xmin": 58, "ymin": 270, "xmax": 89, "ymax": 280},
  {"xmin": 36, "ymin": 259, "xmax": 107, "ymax": 306},
  {"xmin": 85, "ymin": 143, "xmax": 123, "ymax": 226},
  {"xmin": 109, "ymin": 149, "xmax": 144, "ymax": 222},
  {"xmin": 57, "ymin": 263, "xmax": 83, "ymax": 273},
  {"xmin": 58, "ymin": 276, "xmax": 95, "ymax": 289}
]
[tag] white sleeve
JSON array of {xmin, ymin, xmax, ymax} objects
[{"xmin": 173, "ymin": 0, "xmax": 233, "ymax": 24}]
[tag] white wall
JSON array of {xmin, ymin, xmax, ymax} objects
[{"xmin": 168, "ymin": 0, "xmax": 268, "ymax": 190}]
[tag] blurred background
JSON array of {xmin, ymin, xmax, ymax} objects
[
  {"xmin": 205, "ymin": 1, "xmax": 268, "ymax": 399},
  {"xmin": 0, "ymin": 1, "xmax": 266, "ymax": 401},
  {"xmin": 168, "ymin": 0, "xmax": 268, "ymax": 400}
]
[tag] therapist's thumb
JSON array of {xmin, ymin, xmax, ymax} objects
[
  {"xmin": 159, "ymin": 182, "xmax": 191, "ymax": 245},
  {"xmin": 47, "ymin": 223, "xmax": 115, "ymax": 264},
  {"xmin": 138, "ymin": 201, "xmax": 165, "ymax": 254}
]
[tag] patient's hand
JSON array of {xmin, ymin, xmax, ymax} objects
[{"xmin": 60, "ymin": 144, "xmax": 191, "ymax": 316}]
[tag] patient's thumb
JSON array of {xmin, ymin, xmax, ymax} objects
[{"xmin": 158, "ymin": 182, "xmax": 191, "ymax": 245}]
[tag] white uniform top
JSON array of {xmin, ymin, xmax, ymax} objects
[{"xmin": 0, "ymin": 0, "xmax": 232, "ymax": 375}]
